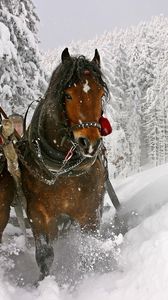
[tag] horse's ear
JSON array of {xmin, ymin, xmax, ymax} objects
[
  {"xmin": 92, "ymin": 49, "xmax": 100, "ymax": 67},
  {"xmin": 61, "ymin": 48, "xmax": 71, "ymax": 62}
]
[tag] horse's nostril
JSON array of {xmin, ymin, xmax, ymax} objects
[{"xmin": 78, "ymin": 137, "xmax": 89, "ymax": 149}]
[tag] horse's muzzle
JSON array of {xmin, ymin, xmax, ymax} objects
[{"xmin": 77, "ymin": 137, "xmax": 102, "ymax": 157}]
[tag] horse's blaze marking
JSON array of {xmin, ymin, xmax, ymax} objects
[{"xmin": 83, "ymin": 80, "xmax": 91, "ymax": 93}]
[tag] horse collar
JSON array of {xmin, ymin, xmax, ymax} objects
[{"xmin": 27, "ymin": 136, "xmax": 97, "ymax": 183}]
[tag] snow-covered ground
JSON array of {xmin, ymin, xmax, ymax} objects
[{"xmin": 1, "ymin": 163, "xmax": 168, "ymax": 299}]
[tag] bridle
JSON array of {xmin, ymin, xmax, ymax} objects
[{"xmin": 71, "ymin": 121, "xmax": 101, "ymax": 131}]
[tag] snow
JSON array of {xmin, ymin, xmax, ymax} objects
[
  {"xmin": 1, "ymin": 6, "xmax": 168, "ymax": 298},
  {"xmin": 0, "ymin": 1, "xmax": 47, "ymax": 115},
  {"xmin": 0, "ymin": 22, "xmax": 17, "ymax": 60},
  {"xmin": 1, "ymin": 163, "xmax": 168, "ymax": 299}
]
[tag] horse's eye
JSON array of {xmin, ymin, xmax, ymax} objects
[{"xmin": 64, "ymin": 93, "xmax": 72, "ymax": 100}]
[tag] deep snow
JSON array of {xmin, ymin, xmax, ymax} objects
[{"xmin": 1, "ymin": 163, "xmax": 168, "ymax": 299}]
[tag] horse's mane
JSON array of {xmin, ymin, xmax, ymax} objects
[{"xmin": 45, "ymin": 55, "xmax": 109, "ymax": 104}]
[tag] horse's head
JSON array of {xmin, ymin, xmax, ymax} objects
[
  {"xmin": 61, "ymin": 48, "xmax": 108, "ymax": 157},
  {"xmin": 34, "ymin": 48, "xmax": 110, "ymax": 162}
]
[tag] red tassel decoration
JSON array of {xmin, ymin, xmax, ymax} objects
[{"xmin": 99, "ymin": 116, "xmax": 112, "ymax": 136}]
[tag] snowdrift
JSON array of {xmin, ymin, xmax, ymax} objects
[{"xmin": 0, "ymin": 163, "xmax": 168, "ymax": 299}]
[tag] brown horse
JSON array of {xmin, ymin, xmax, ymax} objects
[{"xmin": 0, "ymin": 48, "xmax": 113, "ymax": 281}]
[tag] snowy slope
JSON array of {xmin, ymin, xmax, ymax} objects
[{"xmin": 1, "ymin": 163, "xmax": 168, "ymax": 299}]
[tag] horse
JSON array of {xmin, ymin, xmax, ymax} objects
[{"xmin": 0, "ymin": 48, "xmax": 117, "ymax": 281}]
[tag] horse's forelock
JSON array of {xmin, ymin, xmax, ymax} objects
[{"xmin": 46, "ymin": 55, "xmax": 109, "ymax": 104}]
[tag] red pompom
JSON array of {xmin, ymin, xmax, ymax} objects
[{"xmin": 99, "ymin": 116, "xmax": 112, "ymax": 136}]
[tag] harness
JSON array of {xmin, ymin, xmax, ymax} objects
[
  {"xmin": 18, "ymin": 135, "xmax": 120, "ymax": 210},
  {"xmin": 17, "ymin": 123, "xmax": 102, "ymax": 185}
]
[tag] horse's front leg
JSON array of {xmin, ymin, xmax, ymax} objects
[
  {"xmin": 27, "ymin": 205, "xmax": 58, "ymax": 281},
  {"xmin": 35, "ymin": 234, "xmax": 54, "ymax": 280}
]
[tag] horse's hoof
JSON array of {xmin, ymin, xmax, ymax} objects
[
  {"xmin": 33, "ymin": 273, "xmax": 46, "ymax": 287},
  {"xmin": 33, "ymin": 279, "xmax": 39, "ymax": 288}
]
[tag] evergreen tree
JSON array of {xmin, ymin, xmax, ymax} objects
[
  {"xmin": 109, "ymin": 45, "xmax": 141, "ymax": 173},
  {"xmin": 0, "ymin": 0, "xmax": 46, "ymax": 114}
]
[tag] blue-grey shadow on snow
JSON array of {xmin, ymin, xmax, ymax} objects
[{"xmin": 102, "ymin": 173, "xmax": 168, "ymax": 237}]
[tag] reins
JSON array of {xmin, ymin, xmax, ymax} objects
[{"xmin": 23, "ymin": 99, "xmax": 40, "ymax": 136}]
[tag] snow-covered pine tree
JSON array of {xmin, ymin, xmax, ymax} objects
[
  {"xmin": 0, "ymin": 0, "xmax": 46, "ymax": 115},
  {"xmin": 135, "ymin": 16, "xmax": 168, "ymax": 166},
  {"xmin": 99, "ymin": 45, "xmax": 130, "ymax": 177},
  {"xmin": 109, "ymin": 45, "xmax": 141, "ymax": 174},
  {"xmin": 145, "ymin": 60, "xmax": 168, "ymax": 166}
]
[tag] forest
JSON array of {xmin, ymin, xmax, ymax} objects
[{"xmin": 0, "ymin": 0, "xmax": 168, "ymax": 177}]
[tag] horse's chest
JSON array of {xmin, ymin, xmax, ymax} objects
[
  {"xmin": 23, "ymin": 166, "xmax": 105, "ymax": 253},
  {"xmin": 23, "ymin": 159, "xmax": 106, "ymax": 218},
  {"xmin": 53, "ymin": 175, "xmax": 102, "ymax": 208}
]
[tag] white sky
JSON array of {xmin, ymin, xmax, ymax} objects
[{"xmin": 33, "ymin": 0, "xmax": 168, "ymax": 50}]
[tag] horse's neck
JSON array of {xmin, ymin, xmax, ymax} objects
[{"xmin": 31, "ymin": 100, "xmax": 71, "ymax": 154}]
